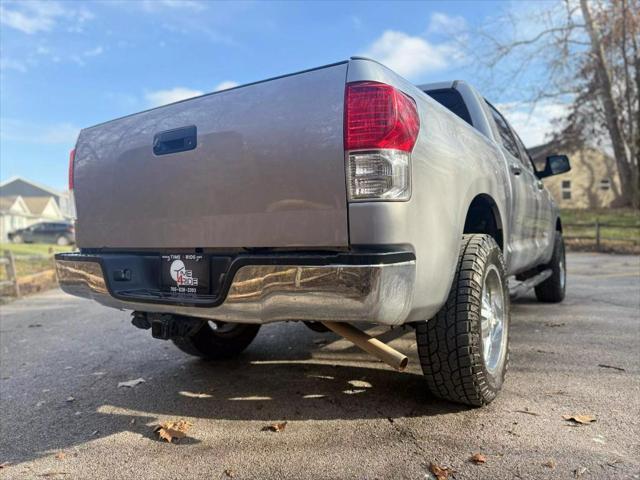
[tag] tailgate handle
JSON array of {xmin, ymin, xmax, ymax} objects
[{"xmin": 153, "ymin": 125, "xmax": 197, "ymax": 155}]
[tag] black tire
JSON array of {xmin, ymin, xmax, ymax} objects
[
  {"xmin": 172, "ymin": 321, "xmax": 260, "ymax": 360},
  {"xmin": 416, "ymin": 234, "xmax": 510, "ymax": 406},
  {"xmin": 535, "ymin": 232, "xmax": 566, "ymax": 303}
]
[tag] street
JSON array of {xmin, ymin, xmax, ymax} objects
[{"xmin": 1, "ymin": 252, "xmax": 639, "ymax": 479}]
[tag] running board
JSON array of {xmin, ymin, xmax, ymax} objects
[{"xmin": 509, "ymin": 269, "xmax": 552, "ymax": 299}]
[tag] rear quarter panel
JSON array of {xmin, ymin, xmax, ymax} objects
[{"xmin": 347, "ymin": 59, "xmax": 510, "ymax": 322}]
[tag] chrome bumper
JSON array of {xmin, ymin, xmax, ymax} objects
[{"xmin": 55, "ymin": 256, "xmax": 415, "ymax": 326}]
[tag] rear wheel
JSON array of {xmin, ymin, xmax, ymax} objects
[
  {"xmin": 535, "ymin": 232, "xmax": 566, "ymax": 303},
  {"xmin": 56, "ymin": 235, "xmax": 71, "ymax": 246},
  {"xmin": 416, "ymin": 234, "xmax": 510, "ymax": 406},
  {"xmin": 172, "ymin": 321, "xmax": 260, "ymax": 360}
]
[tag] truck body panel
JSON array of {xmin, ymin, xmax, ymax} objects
[{"xmin": 74, "ymin": 62, "xmax": 350, "ymax": 249}]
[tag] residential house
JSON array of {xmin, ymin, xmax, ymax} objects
[
  {"xmin": 0, "ymin": 177, "xmax": 70, "ymax": 241},
  {"xmin": 529, "ymin": 143, "xmax": 621, "ymax": 209},
  {"xmin": 0, "ymin": 177, "xmax": 74, "ymax": 218}
]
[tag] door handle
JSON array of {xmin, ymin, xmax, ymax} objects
[
  {"xmin": 153, "ymin": 125, "xmax": 197, "ymax": 156},
  {"xmin": 510, "ymin": 164, "xmax": 522, "ymax": 176}
]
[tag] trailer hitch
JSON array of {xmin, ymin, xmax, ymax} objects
[{"xmin": 131, "ymin": 312, "xmax": 204, "ymax": 340}]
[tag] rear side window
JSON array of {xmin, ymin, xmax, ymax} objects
[
  {"xmin": 486, "ymin": 102, "xmax": 521, "ymax": 159},
  {"xmin": 425, "ymin": 88, "xmax": 473, "ymax": 126}
]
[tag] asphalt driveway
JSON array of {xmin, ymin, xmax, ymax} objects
[{"xmin": 1, "ymin": 252, "xmax": 638, "ymax": 479}]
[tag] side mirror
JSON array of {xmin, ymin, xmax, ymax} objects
[{"xmin": 537, "ymin": 154, "xmax": 571, "ymax": 179}]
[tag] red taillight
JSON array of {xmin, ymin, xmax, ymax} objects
[
  {"xmin": 345, "ymin": 81, "xmax": 419, "ymax": 152},
  {"xmin": 68, "ymin": 148, "xmax": 75, "ymax": 190}
]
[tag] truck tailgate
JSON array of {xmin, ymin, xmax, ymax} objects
[{"xmin": 74, "ymin": 62, "xmax": 349, "ymax": 249}]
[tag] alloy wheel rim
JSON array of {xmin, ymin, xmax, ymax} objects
[
  {"xmin": 559, "ymin": 250, "xmax": 566, "ymax": 290},
  {"xmin": 480, "ymin": 265, "xmax": 507, "ymax": 375}
]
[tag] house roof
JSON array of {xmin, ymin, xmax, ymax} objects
[
  {"xmin": 0, "ymin": 196, "xmax": 19, "ymax": 211},
  {"xmin": 0, "ymin": 176, "xmax": 63, "ymax": 198},
  {"xmin": 21, "ymin": 196, "xmax": 55, "ymax": 216},
  {"xmin": 528, "ymin": 141, "xmax": 563, "ymax": 162},
  {"xmin": 0, "ymin": 195, "xmax": 30, "ymax": 215}
]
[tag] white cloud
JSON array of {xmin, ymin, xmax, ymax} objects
[
  {"xmin": 214, "ymin": 81, "xmax": 239, "ymax": 91},
  {"xmin": 0, "ymin": 57, "xmax": 27, "ymax": 73},
  {"xmin": 0, "ymin": 119, "xmax": 80, "ymax": 145},
  {"xmin": 0, "ymin": 1, "xmax": 93, "ymax": 34},
  {"xmin": 140, "ymin": 0, "xmax": 206, "ymax": 12},
  {"xmin": 427, "ymin": 12, "xmax": 467, "ymax": 35},
  {"xmin": 83, "ymin": 46, "xmax": 104, "ymax": 57},
  {"xmin": 363, "ymin": 30, "xmax": 462, "ymax": 79},
  {"xmin": 145, "ymin": 87, "xmax": 204, "ymax": 107},
  {"xmin": 498, "ymin": 101, "xmax": 570, "ymax": 148}
]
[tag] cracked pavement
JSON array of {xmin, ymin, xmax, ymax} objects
[{"xmin": 0, "ymin": 252, "xmax": 639, "ymax": 479}]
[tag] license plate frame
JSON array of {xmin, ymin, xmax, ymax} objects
[{"xmin": 160, "ymin": 254, "xmax": 210, "ymax": 295}]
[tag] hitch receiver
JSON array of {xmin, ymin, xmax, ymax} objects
[{"xmin": 131, "ymin": 312, "xmax": 204, "ymax": 340}]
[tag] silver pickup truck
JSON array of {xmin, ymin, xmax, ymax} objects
[{"xmin": 56, "ymin": 57, "xmax": 570, "ymax": 406}]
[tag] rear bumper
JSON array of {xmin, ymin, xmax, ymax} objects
[{"xmin": 55, "ymin": 251, "xmax": 415, "ymax": 326}]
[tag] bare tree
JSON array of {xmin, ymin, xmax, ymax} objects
[{"xmin": 476, "ymin": 0, "xmax": 639, "ymax": 208}]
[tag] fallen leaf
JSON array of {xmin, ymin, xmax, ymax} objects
[
  {"xmin": 598, "ymin": 364, "xmax": 625, "ymax": 372},
  {"xmin": 261, "ymin": 421, "xmax": 287, "ymax": 432},
  {"xmin": 65, "ymin": 397, "xmax": 74, "ymax": 403},
  {"xmin": 55, "ymin": 452, "xmax": 66, "ymax": 460},
  {"xmin": 563, "ymin": 414, "xmax": 596, "ymax": 424},
  {"xmin": 0, "ymin": 462, "xmax": 10, "ymax": 469},
  {"xmin": 429, "ymin": 463, "xmax": 455, "ymax": 480},
  {"xmin": 130, "ymin": 418, "xmax": 136, "ymax": 425},
  {"xmin": 470, "ymin": 453, "xmax": 486, "ymax": 464},
  {"xmin": 223, "ymin": 468, "xmax": 234, "ymax": 478},
  {"xmin": 90, "ymin": 430, "xmax": 99, "ymax": 436},
  {"xmin": 117, "ymin": 378, "xmax": 145, "ymax": 388},
  {"xmin": 178, "ymin": 391, "xmax": 212, "ymax": 399},
  {"xmin": 543, "ymin": 459, "xmax": 555, "ymax": 469},
  {"xmin": 348, "ymin": 380, "xmax": 372, "ymax": 388},
  {"xmin": 154, "ymin": 419, "xmax": 193, "ymax": 443},
  {"xmin": 574, "ymin": 466, "xmax": 588, "ymax": 477}
]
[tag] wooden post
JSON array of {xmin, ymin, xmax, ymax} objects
[
  {"xmin": 3, "ymin": 250, "xmax": 20, "ymax": 298},
  {"xmin": 595, "ymin": 220, "xmax": 601, "ymax": 252}
]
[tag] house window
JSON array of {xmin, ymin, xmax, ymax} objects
[
  {"xmin": 600, "ymin": 178, "xmax": 611, "ymax": 191},
  {"xmin": 561, "ymin": 180, "xmax": 571, "ymax": 200}
]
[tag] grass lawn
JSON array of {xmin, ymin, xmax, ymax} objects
[
  {"xmin": 561, "ymin": 208, "xmax": 640, "ymax": 250},
  {"xmin": 0, "ymin": 243, "xmax": 75, "ymax": 257},
  {"xmin": 0, "ymin": 243, "xmax": 75, "ymax": 281}
]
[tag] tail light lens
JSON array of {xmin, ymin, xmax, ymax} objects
[
  {"xmin": 345, "ymin": 82, "xmax": 419, "ymax": 152},
  {"xmin": 68, "ymin": 148, "xmax": 75, "ymax": 191},
  {"xmin": 344, "ymin": 82, "xmax": 419, "ymax": 201}
]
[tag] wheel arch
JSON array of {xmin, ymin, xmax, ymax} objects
[{"xmin": 463, "ymin": 193, "xmax": 504, "ymax": 251}]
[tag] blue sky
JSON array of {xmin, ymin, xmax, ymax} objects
[{"xmin": 0, "ymin": 0, "xmax": 557, "ymax": 191}]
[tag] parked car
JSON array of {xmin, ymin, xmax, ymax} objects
[
  {"xmin": 55, "ymin": 57, "xmax": 570, "ymax": 406},
  {"xmin": 9, "ymin": 221, "xmax": 75, "ymax": 245}
]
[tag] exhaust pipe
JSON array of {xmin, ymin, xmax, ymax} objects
[{"xmin": 321, "ymin": 321, "xmax": 408, "ymax": 371}]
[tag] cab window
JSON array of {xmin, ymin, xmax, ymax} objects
[{"xmin": 486, "ymin": 102, "xmax": 521, "ymax": 160}]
